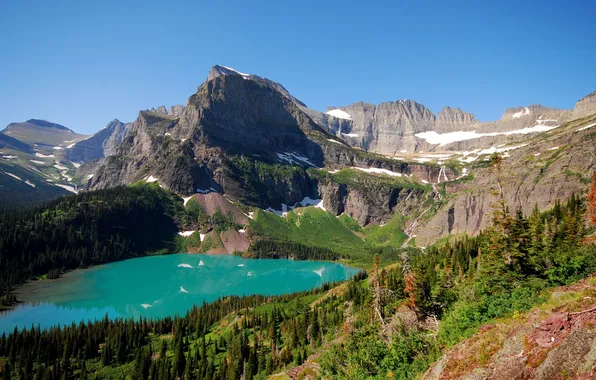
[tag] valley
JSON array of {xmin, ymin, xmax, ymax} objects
[{"xmin": 0, "ymin": 62, "xmax": 595, "ymax": 380}]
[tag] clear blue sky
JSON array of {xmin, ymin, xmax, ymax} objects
[{"xmin": 1, "ymin": 0, "xmax": 594, "ymax": 134}]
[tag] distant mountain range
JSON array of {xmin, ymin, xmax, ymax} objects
[{"xmin": 0, "ymin": 65, "xmax": 595, "ymax": 246}]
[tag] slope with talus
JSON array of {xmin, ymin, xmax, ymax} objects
[
  {"xmin": 414, "ymin": 113, "xmax": 596, "ymax": 246},
  {"xmin": 424, "ymin": 277, "xmax": 596, "ymax": 379},
  {"xmin": 89, "ymin": 67, "xmax": 457, "ymax": 226}
]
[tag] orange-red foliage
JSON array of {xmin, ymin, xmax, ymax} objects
[{"xmin": 588, "ymin": 172, "xmax": 596, "ymax": 226}]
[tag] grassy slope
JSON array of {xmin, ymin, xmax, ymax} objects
[{"xmin": 247, "ymin": 206, "xmax": 410, "ymax": 267}]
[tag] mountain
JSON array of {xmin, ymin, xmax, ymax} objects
[
  {"xmin": 314, "ymin": 101, "xmax": 572, "ymax": 155},
  {"xmin": 63, "ymin": 119, "xmax": 132, "ymax": 163},
  {"xmin": 86, "ymin": 65, "xmax": 596, "ymax": 244},
  {"xmin": 1, "ymin": 119, "xmax": 87, "ymax": 147},
  {"xmin": 0, "ymin": 132, "xmax": 33, "ymax": 154},
  {"xmin": 89, "ymin": 66, "xmax": 454, "ymax": 226},
  {"xmin": 414, "ymin": 112, "xmax": 596, "ymax": 246}
]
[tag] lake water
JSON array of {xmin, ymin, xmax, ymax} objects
[{"xmin": 0, "ymin": 254, "xmax": 358, "ymax": 333}]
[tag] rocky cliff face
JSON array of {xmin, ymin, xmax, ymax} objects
[
  {"xmin": 414, "ymin": 114, "xmax": 596, "ymax": 246},
  {"xmin": 89, "ymin": 66, "xmax": 457, "ymax": 227},
  {"xmin": 149, "ymin": 104, "xmax": 186, "ymax": 117},
  {"xmin": 64, "ymin": 119, "xmax": 131, "ymax": 162},
  {"xmin": 434, "ymin": 107, "xmax": 477, "ymax": 133},
  {"xmin": 573, "ymin": 90, "xmax": 596, "ymax": 118}
]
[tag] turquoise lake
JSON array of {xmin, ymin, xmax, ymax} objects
[{"xmin": 0, "ymin": 254, "xmax": 358, "ymax": 333}]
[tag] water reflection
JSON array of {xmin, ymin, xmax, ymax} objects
[{"xmin": 1, "ymin": 254, "xmax": 358, "ymax": 333}]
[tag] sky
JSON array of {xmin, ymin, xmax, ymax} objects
[{"xmin": 0, "ymin": 0, "xmax": 594, "ymax": 135}]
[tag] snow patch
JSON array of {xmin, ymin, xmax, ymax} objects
[
  {"xmin": 29, "ymin": 160, "xmax": 46, "ymax": 164},
  {"xmin": 4, "ymin": 172, "xmax": 22, "ymax": 181},
  {"xmin": 53, "ymin": 146, "xmax": 64, "ymax": 150},
  {"xmin": 265, "ymin": 196, "xmax": 326, "ymax": 216},
  {"xmin": 53, "ymin": 162, "xmax": 68, "ymax": 171},
  {"xmin": 54, "ymin": 184, "xmax": 78, "ymax": 193},
  {"xmin": 276, "ymin": 152, "xmax": 317, "ymax": 167},
  {"xmin": 238, "ymin": 229, "xmax": 246, "ymax": 234},
  {"xmin": 237, "ymin": 264, "xmax": 245, "ymax": 267},
  {"xmin": 200, "ymin": 234, "xmax": 207, "ymax": 241},
  {"xmin": 327, "ymin": 139, "xmax": 343, "ymax": 145},
  {"xmin": 326, "ymin": 109, "xmax": 352, "ymax": 120},
  {"xmin": 177, "ymin": 263, "xmax": 194, "ymax": 268},
  {"xmin": 247, "ymin": 271, "xmax": 253, "ymax": 277},
  {"xmin": 141, "ymin": 304, "xmax": 152, "ymax": 309},
  {"xmin": 25, "ymin": 180, "xmax": 35, "ymax": 188},
  {"xmin": 178, "ymin": 231, "xmax": 195, "ymax": 237},
  {"xmin": 577, "ymin": 122, "xmax": 596, "ymax": 132},
  {"xmin": 182, "ymin": 196, "xmax": 193, "ymax": 206},
  {"xmin": 199, "ymin": 260, "xmax": 204, "ymax": 266},
  {"xmin": 341, "ymin": 132, "xmax": 359, "ymax": 137},
  {"xmin": 179, "ymin": 286, "xmax": 189, "ymax": 293},
  {"xmin": 71, "ymin": 162, "xmax": 82, "ymax": 168},
  {"xmin": 1, "ymin": 155, "xmax": 17, "ymax": 159},
  {"xmin": 313, "ymin": 268, "xmax": 325, "ymax": 277},
  {"xmin": 512, "ymin": 107, "xmax": 530, "ymax": 118},
  {"xmin": 355, "ymin": 167, "xmax": 403, "ymax": 177},
  {"xmin": 221, "ymin": 65, "xmax": 250, "ymax": 78},
  {"xmin": 87, "ymin": 174, "xmax": 94, "ymax": 179},
  {"xmin": 548, "ymin": 146, "xmax": 560, "ymax": 151},
  {"xmin": 196, "ymin": 187, "xmax": 217, "ymax": 194},
  {"xmin": 35, "ymin": 153, "xmax": 54, "ymax": 158},
  {"xmin": 146, "ymin": 175, "xmax": 158, "ymax": 183},
  {"xmin": 66, "ymin": 143, "xmax": 75, "ymax": 149},
  {"xmin": 416, "ymin": 124, "xmax": 558, "ymax": 146}
]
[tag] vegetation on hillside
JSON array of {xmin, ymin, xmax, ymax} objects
[
  {"xmin": 1, "ymin": 177, "xmax": 594, "ymax": 378},
  {"xmin": 0, "ymin": 185, "xmax": 184, "ymax": 298}
]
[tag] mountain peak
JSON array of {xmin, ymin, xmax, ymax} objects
[
  {"xmin": 25, "ymin": 119, "xmax": 71, "ymax": 131},
  {"xmin": 205, "ymin": 64, "xmax": 307, "ymax": 108}
]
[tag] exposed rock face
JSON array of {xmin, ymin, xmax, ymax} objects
[
  {"xmin": 317, "ymin": 179, "xmax": 428, "ymax": 225},
  {"xmin": 317, "ymin": 100, "xmax": 437, "ymax": 154},
  {"xmin": 424, "ymin": 279, "xmax": 596, "ymax": 380},
  {"xmin": 149, "ymin": 104, "xmax": 186, "ymax": 117},
  {"xmin": 573, "ymin": 90, "xmax": 596, "ymax": 118},
  {"xmin": 64, "ymin": 119, "xmax": 131, "ymax": 162},
  {"xmin": 90, "ymin": 70, "xmax": 329, "ymax": 197},
  {"xmin": 89, "ymin": 66, "xmax": 457, "ymax": 227},
  {"xmin": 434, "ymin": 107, "xmax": 477, "ymax": 133},
  {"xmin": 414, "ymin": 114, "xmax": 596, "ymax": 246},
  {"xmin": 207, "ymin": 65, "xmax": 308, "ymax": 108}
]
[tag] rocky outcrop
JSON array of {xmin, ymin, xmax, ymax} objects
[
  {"xmin": 414, "ymin": 114, "xmax": 596, "ymax": 246},
  {"xmin": 64, "ymin": 119, "xmax": 131, "ymax": 162},
  {"xmin": 317, "ymin": 178, "xmax": 428, "ymax": 225},
  {"xmin": 424, "ymin": 278, "xmax": 596, "ymax": 379},
  {"xmin": 149, "ymin": 104, "xmax": 186, "ymax": 117},
  {"xmin": 434, "ymin": 107, "xmax": 477, "ymax": 133},
  {"xmin": 207, "ymin": 65, "xmax": 308, "ymax": 108},
  {"xmin": 573, "ymin": 90, "xmax": 596, "ymax": 118}
]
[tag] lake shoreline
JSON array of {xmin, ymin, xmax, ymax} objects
[{"xmin": 0, "ymin": 253, "xmax": 360, "ymax": 334}]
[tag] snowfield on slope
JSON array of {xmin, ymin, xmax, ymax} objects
[
  {"xmin": 416, "ymin": 124, "xmax": 559, "ymax": 146},
  {"xmin": 326, "ymin": 109, "xmax": 352, "ymax": 120}
]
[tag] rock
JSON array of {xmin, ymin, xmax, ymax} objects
[
  {"xmin": 573, "ymin": 90, "xmax": 596, "ymax": 118},
  {"xmin": 64, "ymin": 119, "xmax": 131, "ymax": 163},
  {"xmin": 434, "ymin": 106, "xmax": 477, "ymax": 133}
]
